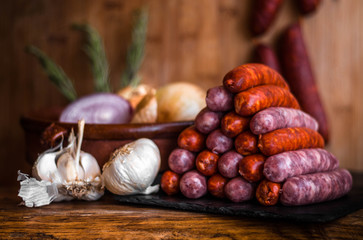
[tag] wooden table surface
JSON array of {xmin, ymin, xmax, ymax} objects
[{"xmin": 1, "ymin": 186, "xmax": 362, "ymax": 240}]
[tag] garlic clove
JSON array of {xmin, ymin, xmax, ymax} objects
[
  {"xmin": 80, "ymin": 152, "xmax": 102, "ymax": 181},
  {"xmin": 32, "ymin": 142, "xmax": 63, "ymax": 184},
  {"xmin": 56, "ymin": 152, "xmax": 85, "ymax": 183}
]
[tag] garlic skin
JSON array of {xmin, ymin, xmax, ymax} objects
[{"xmin": 102, "ymin": 138, "xmax": 161, "ymax": 195}]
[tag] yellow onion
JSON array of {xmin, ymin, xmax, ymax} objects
[
  {"xmin": 156, "ymin": 82, "xmax": 206, "ymax": 122},
  {"xmin": 117, "ymin": 84, "xmax": 155, "ymax": 110},
  {"xmin": 131, "ymin": 89, "xmax": 157, "ymax": 123}
]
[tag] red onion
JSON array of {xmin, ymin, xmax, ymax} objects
[{"xmin": 59, "ymin": 93, "xmax": 133, "ymax": 124}]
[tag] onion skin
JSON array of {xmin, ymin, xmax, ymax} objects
[{"xmin": 59, "ymin": 93, "xmax": 133, "ymax": 124}]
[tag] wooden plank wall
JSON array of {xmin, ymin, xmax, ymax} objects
[{"xmin": 0, "ymin": 0, "xmax": 362, "ymax": 186}]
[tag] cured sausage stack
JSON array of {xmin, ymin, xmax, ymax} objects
[{"xmin": 160, "ymin": 63, "xmax": 353, "ymax": 206}]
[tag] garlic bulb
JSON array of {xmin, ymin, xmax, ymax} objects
[
  {"xmin": 19, "ymin": 120, "xmax": 104, "ymax": 207},
  {"xmin": 102, "ymin": 138, "xmax": 161, "ymax": 195},
  {"xmin": 156, "ymin": 82, "xmax": 206, "ymax": 122}
]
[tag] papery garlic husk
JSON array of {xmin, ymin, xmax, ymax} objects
[
  {"xmin": 102, "ymin": 138, "xmax": 161, "ymax": 195},
  {"xmin": 131, "ymin": 89, "xmax": 157, "ymax": 123},
  {"xmin": 21, "ymin": 120, "xmax": 104, "ymax": 207},
  {"xmin": 156, "ymin": 82, "xmax": 206, "ymax": 122}
]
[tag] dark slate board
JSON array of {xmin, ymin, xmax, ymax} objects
[{"xmin": 114, "ymin": 172, "xmax": 363, "ymax": 223}]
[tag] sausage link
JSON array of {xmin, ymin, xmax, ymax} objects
[
  {"xmin": 280, "ymin": 169, "xmax": 353, "ymax": 206},
  {"xmin": 223, "ymin": 63, "xmax": 289, "ymax": 93},
  {"xmin": 258, "ymin": 127, "xmax": 324, "ymax": 156},
  {"xmin": 218, "ymin": 150, "xmax": 243, "ymax": 178},
  {"xmin": 250, "ymin": 107, "xmax": 319, "ymax": 135},
  {"xmin": 250, "ymin": 0, "xmax": 284, "ymax": 36},
  {"xmin": 206, "ymin": 129, "xmax": 234, "ymax": 154},
  {"xmin": 253, "ymin": 43, "xmax": 281, "ymax": 72},
  {"xmin": 224, "ymin": 177, "xmax": 255, "ymax": 203},
  {"xmin": 264, "ymin": 148, "xmax": 339, "ymax": 182},
  {"xmin": 234, "ymin": 85, "xmax": 300, "ymax": 116},
  {"xmin": 195, "ymin": 107, "xmax": 223, "ymax": 134},
  {"xmin": 235, "ymin": 130, "xmax": 259, "ymax": 156},
  {"xmin": 279, "ymin": 23, "xmax": 329, "ymax": 142},
  {"xmin": 221, "ymin": 111, "xmax": 250, "ymax": 138},
  {"xmin": 256, "ymin": 179, "xmax": 281, "ymax": 206},
  {"xmin": 196, "ymin": 150, "xmax": 219, "ymax": 176},
  {"xmin": 177, "ymin": 126, "xmax": 205, "ymax": 152},
  {"xmin": 239, "ymin": 154, "xmax": 266, "ymax": 182},
  {"xmin": 207, "ymin": 173, "xmax": 228, "ymax": 199},
  {"xmin": 206, "ymin": 86, "xmax": 234, "ymax": 112},
  {"xmin": 180, "ymin": 170, "xmax": 207, "ymax": 199},
  {"xmin": 168, "ymin": 148, "xmax": 196, "ymax": 174},
  {"xmin": 161, "ymin": 170, "xmax": 180, "ymax": 196}
]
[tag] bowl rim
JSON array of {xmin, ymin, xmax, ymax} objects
[{"xmin": 20, "ymin": 106, "xmax": 194, "ymax": 140}]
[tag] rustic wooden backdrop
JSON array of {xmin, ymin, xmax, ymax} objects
[{"xmin": 1, "ymin": 0, "xmax": 362, "ymax": 186}]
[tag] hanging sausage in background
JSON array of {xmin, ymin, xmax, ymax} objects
[
  {"xmin": 250, "ymin": 0, "xmax": 284, "ymax": 36},
  {"xmin": 279, "ymin": 23, "xmax": 330, "ymax": 143},
  {"xmin": 295, "ymin": 0, "xmax": 322, "ymax": 15},
  {"xmin": 252, "ymin": 43, "xmax": 281, "ymax": 73}
]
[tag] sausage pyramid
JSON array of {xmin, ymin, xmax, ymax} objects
[{"xmin": 161, "ymin": 63, "xmax": 352, "ymax": 206}]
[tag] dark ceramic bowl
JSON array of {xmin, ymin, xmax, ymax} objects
[{"xmin": 20, "ymin": 107, "xmax": 193, "ymax": 171}]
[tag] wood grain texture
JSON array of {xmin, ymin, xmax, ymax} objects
[
  {"xmin": 0, "ymin": 0, "xmax": 362, "ymax": 187},
  {"xmin": 1, "ymin": 186, "xmax": 362, "ymax": 240}
]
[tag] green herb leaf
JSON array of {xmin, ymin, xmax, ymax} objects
[
  {"xmin": 72, "ymin": 24, "xmax": 111, "ymax": 92},
  {"xmin": 26, "ymin": 45, "xmax": 77, "ymax": 101},
  {"xmin": 121, "ymin": 7, "xmax": 148, "ymax": 88}
]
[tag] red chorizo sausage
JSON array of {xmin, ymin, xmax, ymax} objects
[
  {"xmin": 223, "ymin": 63, "xmax": 289, "ymax": 93},
  {"xmin": 234, "ymin": 85, "xmax": 300, "ymax": 117},
  {"xmin": 279, "ymin": 23, "xmax": 329, "ymax": 143},
  {"xmin": 195, "ymin": 150, "xmax": 219, "ymax": 176},
  {"xmin": 239, "ymin": 154, "xmax": 266, "ymax": 182},
  {"xmin": 256, "ymin": 179, "xmax": 281, "ymax": 206},
  {"xmin": 250, "ymin": 107, "xmax": 319, "ymax": 135},
  {"xmin": 177, "ymin": 126, "xmax": 205, "ymax": 152},
  {"xmin": 250, "ymin": 0, "xmax": 284, "ymax": 36},
  {"xmin": 221, "ymin": 111, "xmax": 250, "ymax": 138},
  {"xmin": 258, "ymin": 127, "xmax": 324, "ymax": 156},
  {"xmin": 280, "ymin": 169, "xmax": 353, "ymax": 206},
  {"xmin": 207, "ymin": 173, "xmax": 228, "ymax": 199},
  {"xmin": 253, "ymin": 43, "xmax": 281, "ymax": 73},
  {"xmin": 263, "ymin": 148, "xmax": 339, "ymax": 182},
  {"xmin": 161, "ymin": 170, "xmax": 180, "ymax": 196},
  {"xmin": 235, "ymin": 130, "xmax": 259, "ymax": 156}
]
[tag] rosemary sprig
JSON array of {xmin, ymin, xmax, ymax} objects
[
  {"xmin": 26, "ymin": 46, "xmax": 77, "ymax": 101},
  {"xmin": 120, "ymin": 7, "xmax": 148, "ymax": 88},
  {"xmin": 72, "ymin": 24, "xmax": 111, "ymax": 92}
]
